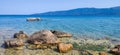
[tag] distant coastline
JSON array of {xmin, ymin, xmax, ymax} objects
[
  {"xmin": 0, "ymin": 6, "xmax": 120, "ymax": 16},
  {"xmin": 32, "ymin": 6, "xmax": 120, "ymax": 16}
]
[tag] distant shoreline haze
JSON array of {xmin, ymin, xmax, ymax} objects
[
  {"xmin": 0, "ymin": 6, "xmax": 120, "ymax": 16},
  {"xmin": 32, "ymin": 6, "xmax": 120, "ymax": 16}
]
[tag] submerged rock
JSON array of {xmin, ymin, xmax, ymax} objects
[
  {"xmin": 50, "ymin": 30, "xmax": 72, "ymax": 38},
  {"xmin": 110, "ymin": 45, "xmax": 120, "ymax": 55},
  {"xmin": 28, "ymin": 30, "xmax": 59, "ymax": 45},
  {"xmin": 57, "ymin": 43, "xmax": 73, "ymax": 53},
  {"xmin": 4, "ymin": 38, "xmax": 24, "ymax": 48},
  {"xmin": 14, "ymin": 31, "xmax": 28, "ymax": 39}
]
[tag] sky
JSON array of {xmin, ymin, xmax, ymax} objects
[{"xmin": 0, "ymin": 0, "xmax": 120, "ymax": 15}]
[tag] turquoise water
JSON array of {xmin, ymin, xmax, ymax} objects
[{"xmin": 0, "ymin": 15, "xmax": 120, "ymax": 43}]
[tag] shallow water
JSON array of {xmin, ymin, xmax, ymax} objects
[{"xmin": 0, "ymin": 16, "xmax": 120, "ymax": 43}]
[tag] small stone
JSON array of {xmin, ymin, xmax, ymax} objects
[
  {"xmin": 86, "ymin": 50, "xmax": 99, "ymax": 55},
  {"xmin": 99, "ymin": 52, "xmax": 108, "ymax": 55},
  {"xmin": 57, "ymin": 43, "xmax": 73, "ymax": 53}
]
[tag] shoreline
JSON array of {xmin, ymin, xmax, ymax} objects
[
  {"xmin": 0, "ymin": 37, "xmax": 116, "ymax": 55},
  {"xmin": 0, "ymin": 30, "xmax": 120, "ymax": 55},
  {"xmin": 0, "ymin": 29, "xmax": 120, "ymax": 47}
]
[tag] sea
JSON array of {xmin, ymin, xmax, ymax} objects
[{"xmin": 0, "ymin": 15, "xmax": 120, "ymax": 45}]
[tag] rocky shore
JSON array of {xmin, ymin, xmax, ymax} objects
[{"xmin": 0, "ymin": 30, "xmax": 120, "ymax": 55}]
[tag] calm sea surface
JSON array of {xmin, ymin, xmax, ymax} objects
[{"xmin": 0, "ymin": 15, "xmax": 120, "ymax": 45}]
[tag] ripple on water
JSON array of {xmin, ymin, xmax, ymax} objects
[{"xmin": 0, "ymin": 16, "xmax": 120, "ymax": 52}]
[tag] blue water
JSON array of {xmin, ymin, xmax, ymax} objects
[{"xmin": 0, "ymin": 15, "xmax": 120, "ymax": 42}]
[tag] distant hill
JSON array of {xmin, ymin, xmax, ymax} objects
[{"xmin": 32, "ymin": 6, "xmax": 120, "ymax": 16}]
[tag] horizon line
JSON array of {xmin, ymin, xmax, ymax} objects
[{"xmin": 0, "ymin": 6, "xmax": 119, "ymax": 15}]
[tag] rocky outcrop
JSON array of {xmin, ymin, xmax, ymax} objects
[
  {"xmin": 26, "ymin": 18, "xmax": 41, "ymax": 21},
  {"xmin": 110, "ymin": 45, "xmax": 120, "ymax": 55},
  {"xmin": 28, "ymin": 30, "xmax": 59, "ymax": 45},
  {"xmin": 3, "ymin": 30, "xmax": 114, "ymax": 54},
  {"xmin": 4, "ymin": 39, "xmax": 24, "ymax": 48},
  {"xmin": 14, "ymin": 31, "xmax": 28, "ymax": 39},
  {"xmin": 57, "ymin": 43, "xmax": 73, "ymax": 53},
  {"xmin": 50, "ymin": 30, "xmax": 72, "ymax": 38}
]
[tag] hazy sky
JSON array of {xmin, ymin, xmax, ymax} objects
[{"xmin": 0, "ymin": 0, "xmax": 120, "ymax": 14}]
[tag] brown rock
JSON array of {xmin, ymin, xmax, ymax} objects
[
  {"xmin": 111, "ymin": 48, "xmax": 118, "ymax": 52},
  {"xmin": 27, "ymin": 44, "xmax": 48, "ymax": 49},
  {"xmin": 80, "ymin": 51, "xmax": 89, "ymax": 55},
  {"xmin": 50, "ymin": 30, "xmax": 72, "ymax": 38},
  {"xmin": 14, "ymin": 31, "xmax": 28, "ymax": 39},
  {"xmin": 4, "ymin": 39, "xmax": 24, "ymax": 48},
  {"xmin": 86, "ymin": 50, "xmax": 99, "ymax": 55},
  {"xmin": 99, "ymin": 52, "xmax": 108, "ymax": 55},
  {"xmin": 28, "ymin": 30, "xmax": 59, "ymax": 45},
  {"xmin": 110, "ymin": 45, "xmax": 120, "ymax": 55},
  {"xmin": 115, "ymin": 45, "xmax": 120, "ymax": 48},
  {"xmin": 57, "ymin": 43, "xmax": 73, "ymax": 53}
]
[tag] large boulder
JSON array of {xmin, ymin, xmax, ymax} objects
[
  {"xmin": 110, "ymin": 45, "xmax": 120, "ymax": 55},
  {"xmin": 28, "ymin": 30, "xmax": 59, "ymax": 45},
  {"xmin": 4, "ymin": 39, "xmax": 24, "ymax": 48},
  {"xmin": 50, "ymin": 30, "xmax": 72, "ymax": 38},
  {"xmin": 57, "ymin": 43, "xmax": 73, "ymax": 53},
  {"xmin": 14, "ymin": 31, "xmax": 28, "ymax": 39}
]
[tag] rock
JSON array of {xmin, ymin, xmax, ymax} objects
[
  {"xmin": 28, "ymin": 30, "xmax": 59, "ymax": 45},
  {"xmin": 80, "ymin": 51, "xmax": 89, "ymax": 55},
  {"xmin": 115, "ymin": 45, "xmax": 120, "ymax": 48},
  {"xmin": 99, "ymin": 52, "xmax": 108, "ymax": 55},
  {"xmin": 102, "ymin": 37, "xmax": 111, "ymax": 40},
  {"xmin": 14, "ymin": 31, "xmax": 28, "ymax": 39},
  {"xmin": 4, "ymin": 39, "xmax": 24, "ymax": 48},
  {"xmin": 26, "ymin": 44, "xmax": 58, "ymax": 49},
  {"xmin": 109, "ymin": 45, "xmax": 120, "ymax": 55},
  {"xmin": 80, "ymin": 50, "xmax": 106, "ymax": 55},
  {"xmin": 26, "ymin": 18, "xmax": 41, "ymax": 21},
  {"xmin": 57, "ymin": 43, "xmax": 73, "ymax": 53},
  {"xmin": 50, "ymin": 30, "xmax": 72, "ymax": 38},
  {"xmin": 86, "ymin": 50, "xmax": 99, "ymax": 55},
  {"xmin": 27, "ymin": 44, "xmax": 48, "ymax": 49}
]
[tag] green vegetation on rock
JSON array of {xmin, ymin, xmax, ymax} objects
[{"xmin": 73, "ymin": 42, "xmax": 106, "ymax": 51}]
